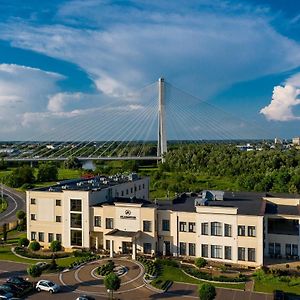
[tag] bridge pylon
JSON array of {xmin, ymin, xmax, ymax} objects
[{"xmin": 157, "ymin": 77, "xmax": 167, "ymax": 162}]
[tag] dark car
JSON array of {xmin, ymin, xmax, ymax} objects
[
  {"xmin": 273, "ymin": 290, "xmax": 285, "ymax": 300},
  {"xmin": 75, "ymin": 295, "xmax": 96, "ymax": 300},
  {"xmin": 0, "ymin": 283, "xmax": 23, "ymax": 296},
  {"xmin": 6, "ymin": 276, "xmax": 32, "ymax": 290}
]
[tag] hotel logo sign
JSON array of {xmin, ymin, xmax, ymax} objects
[{"xmin": 120, "ymin": 209, "xmax": 136, "ymax": 220}]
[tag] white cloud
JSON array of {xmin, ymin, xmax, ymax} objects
[
  {"xmin": 47, "ymin": 92, "xmax": 83, "ymax": 112},
  {"xmin": 260, "ymin": 73, "xmax": 300, "ymax": 121}
]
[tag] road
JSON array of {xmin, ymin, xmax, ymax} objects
[
  {"xmin": 0, "ymin": 184, "xmax": 25, "ymax": 226},
  {"xmin": 0, "ymin": 260, "xmax": 279, "ymax": 300}
]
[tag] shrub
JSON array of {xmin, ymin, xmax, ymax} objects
[
  {"xmin": 286, "ymin": 264, "xmax": 290, "ymax": 269},
  {"xmin": 155, "ymin": 258, "xmax": 179, "ymax": 267},
  {"xmin": 195, "ymin": 257, "xmax": 207, "ymax": 268},
  {"xmin": 199, "ymin": 283, "xmax": 216, "ymax": 300},
  {"xmin": 50, "ymin": 240, "xmax": 62, "ymax": 252},
  {"xmin": 27, "ymin": 265, "xmax": 42, "ymax": 279},
  {"xmin": 97, "ymin": 261, "xmax": 115, "ymax": 276},
  {"xmin": 29, "ymin": 241, "xmax": 40, "ymax": 251},
  {"xmin": 18, "ymin": 237, "xmax": 29, "ymax": 247}
]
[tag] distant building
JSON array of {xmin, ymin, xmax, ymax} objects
[
  {"xmin": 274, "ymin": 137, "xmax": 282, "ymax": 144},
  {"xmin": 293, "ymin": 137, "xmax": 300, "ymax": 146}
]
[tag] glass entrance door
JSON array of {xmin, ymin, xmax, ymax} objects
[{"xmin": 122, "ymin": 242, "xmax": 133, "ymax": 254}]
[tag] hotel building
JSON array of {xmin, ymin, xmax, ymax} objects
[{"xmin": 27, "ymin": 176, "xmax": 300, "ymax": 267}]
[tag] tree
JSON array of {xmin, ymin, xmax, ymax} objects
[
  {"xmin": 198, "ymin": 283, "xmax": 216, "ymax": 300},
  {"xmin": 195, "ymin": 257, "xmax": 207, "ymax": 269},
  {"xmin": 29, "ymin": 241, "xmax": 41, "ymax": 251},
  {"xmin": 37, "ymin": 163, "xmax": 58, "ymax": 182},
  {"xmin": 6, "ymin": 165, "xmax": 35, "ymax": 188},
  {"xmin": 104, "ymin": 272, "xmax": 121, "ymax": 299},
  {"xmin": 27, "ymin": 265, "xmax": 42, "ymax": 281},
  {"xmin": 50, "ymin": 240, "xmax": 62, "ymax": 252},
  {"xmin": 16, "ymin": 210, "xmax": 26, "ymax": 231},
  {"xmin": 64, "ymin": 157, "xmax": 82, "ymax": 169},
  {"xmin": 18, "ymin": 237, "xmax": 29, "ymax": 247}
]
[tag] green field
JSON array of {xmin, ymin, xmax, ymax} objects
[
  {"xmin": 156, "ymin": 265, "xmax": 245, "ymax": 290},
  {"xmin": 0, "ymin": 196, "xmax": 8, "ymax": 213}
]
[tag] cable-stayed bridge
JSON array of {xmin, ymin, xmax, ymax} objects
[{"xmin": 4, "ymin": 78, "xmax": 271, "ymax": 162}]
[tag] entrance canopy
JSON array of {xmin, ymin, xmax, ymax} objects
[{"xmin": 105, "ymin": 229, "xmax": 141, "ymax": 240}]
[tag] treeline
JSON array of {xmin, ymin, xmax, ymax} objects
[{"xmin": 162, "ymin": 144, "xmax": 300, "ymax": 194}]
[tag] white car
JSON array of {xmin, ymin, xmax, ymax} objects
[{"xmin": 36, "ymin": 280, "xmax": 60, "ymax": 293}]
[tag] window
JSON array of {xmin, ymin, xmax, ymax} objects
[
  {"xmin": 70, "ymin": 199, "xmax": 82, "ymax": 211},
  {"xmin": 143, "ymin": 220, "xmax": 152, "ymax": 232},
  {"xmin": 292, "ymin": 244, "xmax": 298, "ymax": 256},
  {"xmin": 269, "ymin": 243, "xmax": 274, "ymax": 255},
  {"xmin": 225, "ymin": 246, "xmax": 232, "ymax": 260},
  {"xmin": 134, "ymin": 186, "xmax": 137, "ymax": 192},
  {"xmin": 238, "ymin": 225, "xmax": 246, "ymax": 236},
  {"xmin": 275, "ymin": 243, "xmax": 281, "ymax": 255},
  {"xmin": 126, "ymin": 189, "xmax": 128, "ymax": 195},
  {"xmin": 201, "ymin": 223, "xmax": 209, "ymax": 235},
  {"xmin": 162, "ymin": 219, "xmax": 170, "ymax": 231},
  {"xmin": 106, "ymin": 218, "xmax": 114, "ymax": 229},
  {"xmin": 179, "ymin": 222, "xmax": 187, "ymax": 232},
  {"xmin": 121, "ymin": 191, "xmax": 124, "ymax": 196},
  {"xmin": 56, "ymin": 216, "xmax": 61, "ymax": 222},
  {"xmin": 143, "ymin": 183, "xmax": 145, "ymax": 189},
  {"xmin": 94, "ymin": 216, "xmax": 101, "ymax": 227},
  {"xmin": 201, "ymin": 244, "xmax": 209, "ymax": 258},
  {"xmin": 211, "ymin": 222, "xmax": 222, "ymax": 236},
  {"xmin": 189, "ymin": 222, "xmax": 196, "ymax": 233},
  {"xmin": 56, "ymin": 234, "xmax": 62, "ymax": 242},
  {"xmin": 286, "ymin": 243, "xmax": 292, "ymax": 256},
  {"xmin": 31, "ymin": 214, "xmax": 36, "ymax": 221},
  {"xmin": 31, "ymin": 231, "xmax": 36, "ymax": 240},
  {"xmin": 48, "ymin": 233, "xmax": 53, "ymax": 243},
  {"xmin": 130, "ymin": 188, "xmax": 133, "ymax": 193},
  {"xmin": 143, "ymin": 243, "xmax": 152, "ymax": 254},
  {"xmin": 38, "ymin": 232, "xmax": 44, "ymax": 242},
  {"xmin": 211, "ymin": 245, "xmax": 222, "ymax": 259},
  {"xmin": 106, "ymin": 240, "xmax": 110, "ymax": 250},
  {"xmin": 189, "ymin": 243, "xmax": 196, "ymax": 256},
  {"xmin": 139, "ymin": 185, "xmax": 141, "ymax": 190},
  {"xmin": 70, "ymin": 213, "xmax": 82, "ymax": 228},
  {"xmin": 70, "ymin": 230, "xmax": 82, "ymax": 246},
  {"xmin": 179, "ymin": 242, "xmax": 187, "ymax": 256},
  {"xmin": 224, "ymin": 224, "xmax": 232, "ymax": 237},
  {"xmin": 30, "ymin": 198, "xmax": 36, "ymax": 204},
  {"xmin": 248, "ymin": 248, "xmax": 256, "ymax": 262},
  {"xmin": 248, "ymin": 226, "xmax": 256, "ymax": 237},
  {"xmin": 238, "ymin": 247, "xmax": 246, "ymax": 260},
  {"xmin": 56, "ymin": 199, "xmax": 61, "ymax": 206}
]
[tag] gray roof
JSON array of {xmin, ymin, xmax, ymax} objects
[{"xmin": 105, "ymin": 229, "xmax": 140, "ymax": 238}]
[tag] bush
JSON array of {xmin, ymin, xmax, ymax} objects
[
  {"xmin": 74, "ymin": 249, "xmax": 92, "ymax": 257},
  {"xmin": 195, "ymin": 257, "xmax": 207, "ymax": 268},
  {"xmin": 50, "ymin": 240, "xmax": 62, "ymax": 252},
  {"xmin": 18, "ymin": 237, "xmax": 29, "ymax": 247},
  {"xmin": 199, "ymin": 283, "xmax": 216, "ymax": 300},
  {"xmin": 27, "ymin": 265, "xmax": 42, "ymax": 279},
  {"xmin": 29, "ymin": 241, "xmax": 40, "ymax": 251},
  {"xmin": 97, "ymin": 260, "xmax": 115, "ymax": 276},
  {"xmin": 155, "ymin": 258, "xmax": 179, "ymax": 268}
]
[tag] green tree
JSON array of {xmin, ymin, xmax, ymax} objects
[
  {"xmin": 18, "ymin": 237, "xmax": 29, "ymax": 247},
  {"xmin": 16, "ymin": 210, "xmax": 26, "ymax": 231},
  {"xmin": 16, "ymin": 210, "xmax": 26, "ymax": 221},
  {"xmin": 104, "ymin": 272, "xmax": 121, "ymax": 299},
  {"xmin": 50, "ymin": 240, "xmax": 62, "ymax": 252},
  {"xmin": 27, "ymin": 264, "xmax": 42, "ymax": 281},
  {"xmin": 6, "ymin": 165, "xmax": 35, "ymax": 188},
  {"xmin": 64, "ymin": 157, "xmax": 82, "ymax": 169},
  {"xmin": 37, "ymin": 163, "xmax": 58, "ymax": 182},
  {"xmin": 2, "ymin": 223, "xmax": 7, "ymax": 242},
  {"xmin": 29, "ymin": 241, "xmax": 41, "ymax": 251},
  {"xmin": 198, "ymin": 283, "xmax": 216, "ymax": 300},
  {"xmin": 195, "ymin": 257, "xmax": 207, "ymax": 268}
]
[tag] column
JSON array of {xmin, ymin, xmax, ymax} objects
[
  {"xmin": 110, "ymin": 240, "xmax": 114, "ymax": 258},
  {"xmin": 95, "ymin": 236, "xmax": 98, "ymax": 250},
  {"xmin": 132, "ymin": 240, "xmax": 136, "ymax": 260}
]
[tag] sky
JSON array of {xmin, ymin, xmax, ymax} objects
[{"xmin": 1, "ymin": 0, "xmax": 300, "ymax": 140}]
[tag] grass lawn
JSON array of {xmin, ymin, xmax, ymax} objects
[
  {"xmin": 0, "ymin": 196, "xmax": 8, "ymax": 213},
  {"xmin": 254, "ymin": 275, "xmax": 300, "ymax": 294},
  {"xmin": 157, "ymin": 266, "xmax": 245, "ymax": 290}
]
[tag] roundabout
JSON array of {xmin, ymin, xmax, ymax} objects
[{"xmin": 58, "ymin": 258, "xmax": 152, "ymax": 297}]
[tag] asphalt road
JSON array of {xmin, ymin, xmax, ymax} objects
[
  {"xmin": 0, "ymin": 260, "xmax": 279, "ymax": 300},
  {"xmin": 0, "ymin": 184, "xmax": 25, "ymax": 226}
]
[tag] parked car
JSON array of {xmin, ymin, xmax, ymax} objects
[
  {"xmin": 0, "ymin": 284, "xmax": 22, "ymax": 297},
  {"xmin": 0, "ymin": 288, "xmax": 13, "ymax": 299},
  {"xmin": 6, "ymin": 277, "xmax": 32, "ymax": 290},
  {"xmin": 273, "ymin": 290, "xmax": 285, "ymax": 300},
  {"xmin": 36, "ymin": 280, "xmax": 60, "ymax": 293},
  {"xmin": 35, "ymin": 262, "xmax": 48, "ymax": 270},
  {"xmin": 75, "ymin": 295, "xmax": 96, "ymax": 300}
]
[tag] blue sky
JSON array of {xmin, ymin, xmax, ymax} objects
[{"xmin": 1, "ymin": 0, "xmax": 300, "ymax": 140}]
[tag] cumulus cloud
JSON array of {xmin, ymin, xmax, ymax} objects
[{"xmin": 260, "ymin": 73, "xmax": 300, "ymax": 121}]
